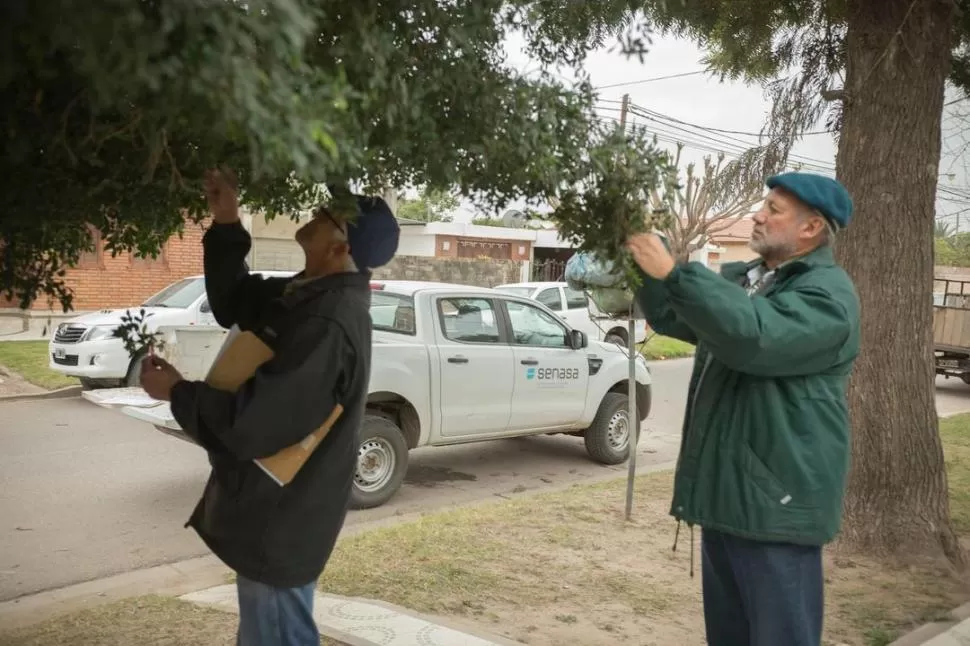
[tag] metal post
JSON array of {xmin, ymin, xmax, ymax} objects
[
  {"xmin": 624, "ymin": 314, "xmax": 639, "ymax": 521},
  {"xmin": 619, "ymin": 92, "xmax": 638, "ymax": 520}
]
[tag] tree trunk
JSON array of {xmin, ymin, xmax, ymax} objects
[{"xmin": 835, "ymin": 0, "xmax": 964, "ymax": 565}]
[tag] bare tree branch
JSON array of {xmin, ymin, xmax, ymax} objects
[{"xmin": 654, "ymin": 140, "xmax": 789, "ymax": 261}]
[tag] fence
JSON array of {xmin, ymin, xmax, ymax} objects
[{"xmin": 532, "ymin": 259, "xmax": 567, "ymax": 282}]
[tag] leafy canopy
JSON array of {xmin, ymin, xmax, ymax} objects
[
  {"xmin": 395, "ymin": 188, "xmax": 460, "ymax": 223},
  {"xmin": 628, "ymin": 0, "xmax": 969, "ymax": 137},
  {"xmin": 3, "ymin": 0, "xmax": 665, "ymax": 309}
]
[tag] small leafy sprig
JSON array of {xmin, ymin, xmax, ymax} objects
[
  {"xmin": 547, "ymin": 122, "xmax": 678, "ymax": 289},
  {"xmin": 112, "ymin": 309, "xmax": 166, "ymax": 359}
]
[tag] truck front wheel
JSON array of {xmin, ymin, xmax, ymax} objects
[
  {"xmin": 584, "ymin": 392, "xmax": 634, "ymax": 465},
  {"xmin": 349, "ymin": 415, "xmax": 409, "ymax": 510}
]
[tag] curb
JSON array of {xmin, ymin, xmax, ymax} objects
[
  {"xmin": 889, "ymin": 603, "xmax": 970, "ymax": 646},
  {"xmin": 0, "ymin": 555, "xmax": 228, "ymax": 634},
  {"xmin": 0, "ymin": 384, "xmax": 82, "ymax": 403},
  {"xmin": 181, "ymin": 585, "xmax": 524, "ymax": 646}
]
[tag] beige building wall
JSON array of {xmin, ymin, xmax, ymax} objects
[{"xmin": 719, "ymin": 243, "xmax": 758, "ymax": 264}]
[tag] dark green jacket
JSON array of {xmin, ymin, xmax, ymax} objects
[{"xmin": 635, "ymin": 245, "xmax": 860, "ymax": 545}]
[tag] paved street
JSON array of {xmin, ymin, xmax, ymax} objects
[
  {"xmin": 0, "ymin": 359, "xmax": 691, "ymax": 602},
  {"xmin": 2, "ymin": 360, "xmax": 969, "ymax": 603}
]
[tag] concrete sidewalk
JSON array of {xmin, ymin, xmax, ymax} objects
[
  {"xmin": 182, "ymin": 584, "xmax": 522, "ymax": 646},
  {"xmin": 890, "ymin": 603, "xmax": 970, "ymax": 646},
  {"xmin": 923, "ymin": 619, "xmax": 970, "ymax": 645}
]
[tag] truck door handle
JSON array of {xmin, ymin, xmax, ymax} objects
[
  {"xmin": 520, "ymin": 359, "xmax": 539, "ymax": 365},
  {"xmin": 448, "ymin": 356, "xmax": 469, "ymax": 364}
]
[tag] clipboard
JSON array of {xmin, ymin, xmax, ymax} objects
[{"xmin": 208, "ymin": 326, "xmax": 344, "ymax": 486}]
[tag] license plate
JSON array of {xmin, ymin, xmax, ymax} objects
[
  {"xmin": 54, "ymin": 348, "xmax": 65, "ymax": 359},
  {"xmin": 938, "ymin": 359, "xmax": 960, "ymax": 368}
]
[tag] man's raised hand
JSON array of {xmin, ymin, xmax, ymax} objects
[{"xmin": 203, "ymin": 168, "xmax": 240, "ymax": 224}]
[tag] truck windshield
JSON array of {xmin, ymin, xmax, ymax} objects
[
  {"xmin": 371, "ymin": 292, "xmax": 416, "ymax": 335},
  {"xmin": 142, "ymin": 277, "xmax": 206, "ymax": 309},
  {"xmin": 494, "ymin": 286, "xmax": 534, "ymax": 298}
]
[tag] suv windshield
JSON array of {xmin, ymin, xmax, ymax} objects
[
  {"xmin": 371, "ymin": 291, "xmax": 416, "ymax": 335},
  {"xmin": 142, "ymin": 277, "xmax": 206, "ymax": 308}
]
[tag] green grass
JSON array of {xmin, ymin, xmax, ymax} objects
[
  {"xmin": 941, "ymin": 413, "xmax": 970, "ymax": 534},
  {"xmin": 314, "ymin": 416, "xmax": 970, "ymax": 646},
  {"xmin": 0, "ymin": 340, "xmax": 78, "ymax": 390},
  {"xmin": 638, "ymin": 333, "xmax": 695, "ymax": 360},
  {"xmin": 0, "ymin": 593, "xmax": 358, "ymax": 646}
]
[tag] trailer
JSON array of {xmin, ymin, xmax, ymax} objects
[{"xmin": 933, "ymin": 277, "xmax": 970, "ymax": 383}]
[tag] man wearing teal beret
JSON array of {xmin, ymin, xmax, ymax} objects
[{"xmin": 626, "ymin": 172, "xmax": 860, "ymax": 646}]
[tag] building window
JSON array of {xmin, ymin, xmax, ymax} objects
[
  {"xmin": 441, "ymin": 240, "xmax": 451, "ymax": 251},
  {"xmin": 75, "ymin": 225, "xmax": 104, "ymax": 270},
  {"xmin": 457, "ymin": 239, "xmax": 511, "ymax": 260}
]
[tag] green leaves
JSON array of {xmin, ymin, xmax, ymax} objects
[
  {"xmin": 547, "ymin": 122, "xmax": 678, "ymax": 288},
  {"xmin": 112, "ymin": 309, "xmax": 166, "ymax": 359},
  {"xmin": 2, "ymin": 0, "xmax": 655, "ymax": 309},
  {"xmin": 396, "ymin": 188, "xmax": 461, "ymax": 223}
]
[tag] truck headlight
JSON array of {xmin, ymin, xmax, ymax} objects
[{"xmin": 83, "ymin": 326, "xmax": 116, "ymax": 342}]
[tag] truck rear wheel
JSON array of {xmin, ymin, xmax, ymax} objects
[
  {"xmin": 604, "ymin": 330, "xmax": 628, "ymax": 348},
  {"xmin": 584, "ymin": 392, "xmax": 634, "ymax": 465},
  {"xmin": 349, "ymin": 414, "xmax": 409, "ymax": 510}
]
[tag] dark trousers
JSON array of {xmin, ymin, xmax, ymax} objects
[{"xmin": 701, "ymin": 529, "xmax": 824, "ymax": 646}]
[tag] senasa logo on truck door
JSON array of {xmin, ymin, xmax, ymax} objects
[{"xmin": 526, "ymin": 366, "xmax": 580, "ymax": 381}]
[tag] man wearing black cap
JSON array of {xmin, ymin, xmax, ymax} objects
[
  {"xmin": 139, "ymin": 170, "xmax": 399, "ymax": 646},
  {"xmin": 625, "ymin": 172, "xmax": 860, "ymax": 646}
]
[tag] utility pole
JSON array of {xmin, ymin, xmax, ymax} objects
[
  {"xmin": 619, "ymin": 90, "xmax": 640, "ymax": 522},
  {"xmin": 619, "ymin": 93, "xmax": 630, "ymax": 130}
]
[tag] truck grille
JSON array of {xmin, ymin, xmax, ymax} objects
[
  {"xmin": 54, "ymin": 324, "xmax": 86, "ymax": 344},
  {"xmin": 52, "ymin": 354, "xmax": 79, "ymax": 366}
]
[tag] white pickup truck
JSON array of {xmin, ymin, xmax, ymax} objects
[{"xmin": 85, "ymin": 280, "xmax": 652, "ymax": 509}]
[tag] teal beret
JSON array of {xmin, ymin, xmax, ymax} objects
[{"xmin": 766, "ymin": 172, "xmax": 853, "ymax": 229}]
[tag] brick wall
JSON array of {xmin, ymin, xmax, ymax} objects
[
  {"xmin": 250, "ymin": 235, "xmax": 524, "ymax": 288},
  {"xmin": 2, "ymin": 219, "xmax": 209, "ymax": 313},
  {"xmin": 371, "ymin": 255, "xmax": 522, "ymax": 287}
]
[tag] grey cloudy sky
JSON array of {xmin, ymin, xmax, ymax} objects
[{"xmin": 455, "ymin": 31, "xmax": 969, "ymax": 226}]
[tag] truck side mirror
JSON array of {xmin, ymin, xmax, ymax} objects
[
  {"xmin": 199, "ymin": 300, "xmax": 211, "ymax": 314},
  {"xmin": 569, "ymin": 329, "xmax": 588, "ymax": 350}
]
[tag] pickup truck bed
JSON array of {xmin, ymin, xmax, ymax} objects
[{"xmin": 934, "ymin": 277, "xmax": 970, "ymax": 382}]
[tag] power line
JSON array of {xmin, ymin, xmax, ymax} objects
[
  {"xmin": 594, "ymin": 70, "xmax": 708, "ymax": 90},
  {"xmin": 624, "ymin": 101, "xmax": 835, "ymax": 147},
  {"xmin": 620, "ymin": 103, "xmax": 838, "ymax": 171},
  {"xmin": 593, "ymin": 114, "xmax": 833, "ymax": 175}
]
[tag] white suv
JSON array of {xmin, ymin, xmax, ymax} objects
[{"xmin": 48, "ymin": 271, "xmax": 293, "ymax": 389}]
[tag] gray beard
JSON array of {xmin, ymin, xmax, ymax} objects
[{"xmin": 748, "ymin": 237, "xmax": 797, "ymax": 265}]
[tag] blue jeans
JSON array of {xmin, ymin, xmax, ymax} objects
[
  {"xmin": 701, "ymin": 529, "xmax": 824, "ymax": 646},
  {"xmin": 236, "ymin": 575, "xmax": 319, "ymax": 646}
]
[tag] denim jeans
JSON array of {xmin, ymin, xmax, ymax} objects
[
  {"xmin": 701, "ymin": 529, "xmax": 824, "ymax": 646},
  {"xmin": 236, "ymin": 575, "xmax": 319, "ymax": 646}
]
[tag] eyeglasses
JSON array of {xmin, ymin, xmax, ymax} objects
[{"xmin": 312, "ymin": 205, "xmax": 348, "ymax": 235}]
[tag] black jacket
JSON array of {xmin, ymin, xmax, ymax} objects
[{"xmin": 169, "ymin": 221, "xmax": 371, "ymax": 587}]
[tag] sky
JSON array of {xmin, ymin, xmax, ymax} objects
[{"xmin": 451, "ymin": 31, "xmax": 970, "ymax": 227}]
